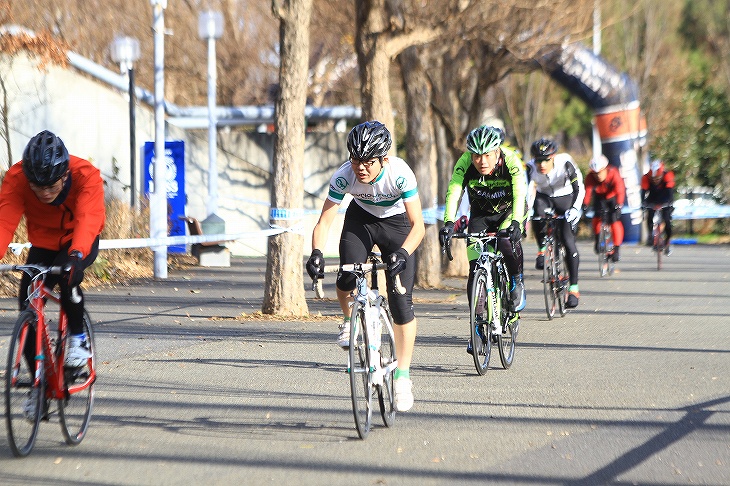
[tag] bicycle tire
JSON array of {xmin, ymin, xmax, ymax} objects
[
  {"xmin": 542, "ymin": 240, "xmax": 557, "ymax": 320},
  {"xmin": 60, "ymin": 311, "xmax": 95, "ymax": 445},
  {"xmin": 654, "ymin": 224, "xmax": 663, "ymax": 271},
  {"xmin": 469, "ymin": 267, "xmax": 492, "ymax": 376},
  {"xmin": 598, "ymin": 225, "xmax": 614, "ymax": 277},
  {"xmin": 348, "ymin": 301, "xmax": 372, "ymax": 439},
  {"xmin": 497, "ymin": 265, "xmax": 515, "ymax": 369},
  {"xmin": 5, "ymin": 310, "xmax": 43, "ymax": 457},
  {"xmin": 556, "ymin": 244, "xmax": 568, "ymax": 317},
  {"xmin": 376, "ymin": 303, "xmax": 396, "ymax": 428}
]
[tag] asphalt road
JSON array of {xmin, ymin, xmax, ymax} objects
[{"xmin": 0, "ymin": 242, "xmax": 729, "ymax": 485}]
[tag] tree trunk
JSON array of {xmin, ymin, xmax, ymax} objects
[
  {"xmin": 398, "ymin": 46, "xmax": 440, "ymax": 288},
  {"xmin": 263, "ymin": 0, "xmax": 313, "ymax": 316},
  {"xmin": 355, "ymin": 0, "xmax": 395, "ymax": 129}
]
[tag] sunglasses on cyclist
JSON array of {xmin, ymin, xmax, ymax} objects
[
  {"xmin": 350, "ymin": 158, "xmax": 380, "ymax": 168},
  {"xmin": 535, "ymin": 158, "xmax": 552, "ymax": 165}
]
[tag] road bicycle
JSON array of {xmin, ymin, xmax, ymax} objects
[
  {"xmin": 533, "ymin": 209, "xmax": 569, "ymax": 320},
  {"xmin": 444, "ymin": 230, "xmax": 518, "ymax": 376},
  {"xmin": 3, "ymin": 263, "xmax": 96, "ymax": 457},
  {"xmin": 312, "ymin": 253, "xmax": 403, "ymax": 439},
  {"xmin": 597, "ymin": 206, "xmax": 616, "ymax": 277},
  {"xmin": 644, "ymin": 203, "xmax": 672, "ymax": 271}
]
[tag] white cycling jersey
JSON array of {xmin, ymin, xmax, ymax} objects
[
  {"xmin": 327, "ymin": 156, "xmax": 419, "ymax": 218},
  {"xmin": 526, "ymin": 153, "xmax": 585, "ymax": 211}
]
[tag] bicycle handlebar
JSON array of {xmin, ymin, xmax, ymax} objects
[
  {"xmin": 0, "ymin": 263, "xmax": 65, "ymax": 277},
  {"xmin": 442, "ymin": 230, "xmax": 510, "ymax": 262},
  {"xmin": 311, "ymin": 262, "xmax": 406, "ymax": 298}
]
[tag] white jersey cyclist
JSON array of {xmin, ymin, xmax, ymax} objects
[
  {"xmin": 327, "ymin": 156, "xmax": 419, "ymax": 219},
  {"xmin": 526, "ymin": 153, "xmax": 585, "ymax": 212}
]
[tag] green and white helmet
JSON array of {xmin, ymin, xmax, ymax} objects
[{"xmin": 466, "ymin": 126, "xmax": 504, "ymax": 155}]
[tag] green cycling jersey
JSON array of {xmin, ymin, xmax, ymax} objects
[{"xmin": 443, "ymin": 145, "xmax": 527, "ymax": 229}]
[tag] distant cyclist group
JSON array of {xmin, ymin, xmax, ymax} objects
[{"xmin": 307, "ymin": 120, "xmax": 675, "ymax": 416}]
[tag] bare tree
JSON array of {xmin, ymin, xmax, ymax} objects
[{"xmin": 263, "ymin": 0, "xmax": 312, "ymax": 316}]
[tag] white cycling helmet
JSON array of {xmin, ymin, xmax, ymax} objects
[{"xmin": 589, "ymin": 155, "xmax": 609, "ymax": 172}]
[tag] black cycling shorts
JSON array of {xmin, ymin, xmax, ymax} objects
[{"xmin": 337, "ymin": 202, "xmax": 416, "ymax": 325}]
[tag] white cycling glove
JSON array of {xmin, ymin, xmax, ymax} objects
[{"xmin": 565, "ymin": 208, "xmax": 581, "ymax": 226}]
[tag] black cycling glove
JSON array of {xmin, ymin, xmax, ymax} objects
[
  {"xmin": 439, "ymin": 221, "xmax": 455, "ymax": 248},
  {"xmin": 306, "ymin": 249, "xmax": 325, "ymax": 280},
  {"xmin": 66, "ymin": 250, "xmax": 85, "ymax": 288},
  {"xmin": 507, "ymin": 220, "xmax": 522, "ymax": 244},
  {"xmin": 388, "ymin": 248, "xmax": 409, "ymax": 277}
]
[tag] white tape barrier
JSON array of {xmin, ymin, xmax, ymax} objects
[{"xmin": 7, "ymin": 224, "xmax": 303, "ymax": 254}]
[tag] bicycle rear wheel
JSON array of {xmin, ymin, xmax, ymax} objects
[
  {"xmin": 376, "ymin": 304, "xmax": 396, "ymax": 428},
  {"xmin": 5, "ymin": 310, "xmax": 43, "ymax": 457},
  {"xmin": 60, "ymin": 311, "xmax": 95, "ymax": 445},
  {"xmin": 497, "ymin": 267, "xmax": 516, "ymax": 369},
  {"xmin": 348, "ymin": 302, "xmax": 372, "ymax": 439},
  {"xmin": 542, "ymin": 241, "xmax": 557, "ymax": 320},
  {"xmin": 469, "ymin": 267, "xmax": 492, "ymax": 375}
]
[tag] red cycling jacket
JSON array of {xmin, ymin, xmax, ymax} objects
[
  {"xmin": 641, "ymin": 170, "xmax": 675, "ymax": 205},
  {"xmin": 0, "ymin": 156, "xmax": 106, "ymax": 259},
  {"xmin": 582, "ymin": 165, "xmax": 626, "ymax": 207}
]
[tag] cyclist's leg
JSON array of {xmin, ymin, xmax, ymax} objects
[
  {"xmin": 560, "ymin": 218, "xmax": 580, "ymax": 286},
  {"xmin": 337, "ymin": 204, "xmax": 375, "ymax": 313},
  {"xmin": 663, "ymin": 207, "xmax": 673, "ymax": 240},
  {"xmin": 532, "ymin": 194, "xmax": 551, "ymax": 268},
  {"xmin": 646, "ymin": 208, "xmax": 656, "ymax": 245},
  {"xmin": 57, "ymin": 239, "xmax": 99, "ymax": 335},
  {"xmin": 591, "ymin": 216, "xmax": 601, "ymax": 252},
  {"xmin": 370, "ymin": 211, "xmax": 417, "ymax": 411}
]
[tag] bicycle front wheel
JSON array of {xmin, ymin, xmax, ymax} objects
[
  {"xmin": 598, "ymin": 226, "xmax": 614, "ymax": 277},
  {"xmin": 376, "ymin": 304, "xmax": 396, "ymax": 428},
  {"xmin": 348, "ymin": 302, "xmax": 372, "ymax": 439},
  {"xmin": 469, "ymin": 267, "xmax": 492, "ymax": 376},
  {"xmin": 556, "ymin": 244, "xmax": 568, "ymax": 317},
  {"xmin": 497, "ymin": 267, "xmax": 516, "ymax": 369},
  {"xmin": 5, "ymin": 310, "xmax": 43, "ymax": 457},
  {"xmin": 653, "ymin": 225, "xmax": 663, "ymax": 271},
  {"xmin": 542, "ymin": 241, "xmax": 557, "ymax": 320},
  {"xmin": 60, "ymin": 311, "xmax": 96, "ymax": 445}
]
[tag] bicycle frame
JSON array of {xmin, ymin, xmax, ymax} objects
[
  {"xmin": 534, "ymin": 210, "xmax": 568, "ymax": 319},
  {"xmin": 9, "ymin": 267, "xmax": 96, "ymax": 403}
]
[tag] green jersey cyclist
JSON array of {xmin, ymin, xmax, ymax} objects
[
  {"xmin": 306, "ymin": 121, "xmax": 425, "ymax": 412},
  {"xmin": 439, "ymin": 125, "xmax": 527, "ymax": 352}
]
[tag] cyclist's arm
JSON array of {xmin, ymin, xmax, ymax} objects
[
  {"xmin": 70, "ymin": 160, "xmax": 106, "ymax": 257},
  {"xmin": 566, "ymin": 159, "xmax": 585, "ymax": 211},
  {"xmin": 504, "ymin": 147, "xmax": 526, "ymax": 224},
  {"xmin": 0, "ymin": 169, "xmax": 26, "ymax": 260},
  {"xmin": 443, "ymin": 153, "xmax": 470, "ymax": 223},
  {"xmin": 401, "ymin": 197, "xmax": 425, "ymax": 255},
  {"xmin": 611, "ymin": 168, "xmax": 627, "ymax": 206},
  {"xmin": 311, "ymin": 199, "xmax": 340, "ymax": 251}
]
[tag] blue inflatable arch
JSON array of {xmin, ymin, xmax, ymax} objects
[{"xmin": 540, "ymin": 43, "xmax": 647, "ymax": 242}]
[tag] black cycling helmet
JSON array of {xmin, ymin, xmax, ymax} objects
[
  {"xmin": 22, "ymin": 130, "xmax": 69, "ymax": 186},
  {"xmin": 530, "ymin": 138, "xmax": 558, "ymax": 159},
  {"xmin": 347, "ymin": 121, "xmax": 392, "ymax": 160},
  {"xmin": 465, "ymin": 126, "xmax": 504, "ymax": 155}
]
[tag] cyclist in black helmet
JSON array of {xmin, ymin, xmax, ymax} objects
[
  {"xmin": 306, "ymin": 120, "xmax": 425, "ymax": 412},
  {"xmin": 439, "ymin": 125, "xmax": 527, "ymax": 353},
  {"xmin": 0, "ymin": 130, "xmax": 105, "ymax": 369},
  {"xmin": 526, "ymin": 138, "xmax": 585, "ymax": 308}
]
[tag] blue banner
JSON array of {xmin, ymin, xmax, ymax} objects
[{"xmin": 144, "ymin": 141, "xmax": 186, "ymax": 253}]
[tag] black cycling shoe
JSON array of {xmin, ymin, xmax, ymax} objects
[
  {"xmin": 566, "ymin": 292, "xmax": 579, "ymax": 309},
  {"xmin": 610, "ymin": 246, "xmax": 621, "ymax": 262},
  {"xmin": 535, "ymin": 253, "xmax": 544, "ymax": 270}
]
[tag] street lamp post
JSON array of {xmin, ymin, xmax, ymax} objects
[
  {"xmin": 198, "ymin": 10, "xmax": 224, "ymax": 234},
  {"xmin": 110, "ymin": 36, "xmax": 141, "ymax": 209}
]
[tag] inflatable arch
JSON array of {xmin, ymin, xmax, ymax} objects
[{"xmin": 540, "ymin": 43, "xmax": 647, "ymax": 243}]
